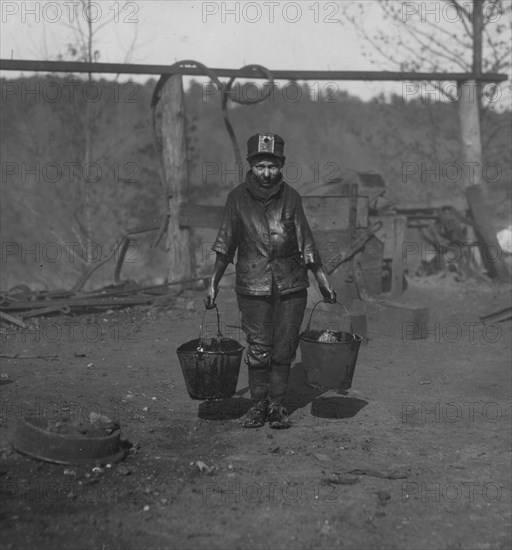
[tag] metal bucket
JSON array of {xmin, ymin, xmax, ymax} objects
[
  {"xmin": 176, "ymin": 305, "xmax": 244, "ymax": 400},
  {"xmin": 299, "ymin": 300, "xmax": 363, "ymax": 392}
]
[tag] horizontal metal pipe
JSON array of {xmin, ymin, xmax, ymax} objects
[{"xmin": 0, "ymin": 60, "xmax": 507, "ymax": 82}]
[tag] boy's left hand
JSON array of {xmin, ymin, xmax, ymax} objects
[{"xmin": 320, "ymin": 285, "xmax": 337, "ymax": 303}]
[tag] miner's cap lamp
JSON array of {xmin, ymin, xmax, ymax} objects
[{"xmin": 247, "ymin": 133, "xmax": 285, "ymax": 161}]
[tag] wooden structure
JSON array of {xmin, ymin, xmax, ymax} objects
[
  {"xmin": 456, "ymin": 79, "xmax": 510, "ymax": 281},
  {"xmin": 1, "ymin": 59, "xmax": 509, "ymax": 284},
  {"xmin": 301, "ymin": 187, "xmax": 359, "ymax": 307},
  {"xmin": 373, "ymin": 214, "xmax": 408, "ymax": 297},
  {"xmin": 179, "ymin": 189, "xmax": 363, "ymax": 304},
  {"xmin": 297, "ymin": 179, "xmax": 408, "ymax": 299}
]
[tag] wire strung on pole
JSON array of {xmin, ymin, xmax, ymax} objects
[{"xmin": 150, "ymin": 61, "xmax": 274, "ymax": 247}]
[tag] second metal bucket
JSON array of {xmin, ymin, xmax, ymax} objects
[{"xmin": 299, "ymin": 301, "xmax": 363, "ymax": 392}]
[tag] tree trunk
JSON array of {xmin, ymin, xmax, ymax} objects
[{"xmin": 162, "ymin": 74, "xmax": 192, "ymax": 289}]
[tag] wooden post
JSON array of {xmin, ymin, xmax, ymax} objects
[
  {"xmin": 458, "ymin": 79, "xmax": 509, "ymax": 281},
  {"xmin": 466, "ymin": 185, "xmax": 510, "ymax": 282},
  {"xmin": 458, "ymin": 80, "xmax": 482, "ymax": 184},
  {"xmin": 391, "ymin": 216, "xmax": 407, "ymax": 297},
  {"xmin": 161, "ymin": 74, "xmax": 192, "ymax": 289}
]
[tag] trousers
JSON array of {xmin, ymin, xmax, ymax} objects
[{"xmin": 236, "ymin": 285, "xmax": 307, "ymax": 403}]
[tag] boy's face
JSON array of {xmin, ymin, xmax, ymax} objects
[{"xmin": 250, "ymin": 155, "xmax": 283, "ymax": 187}]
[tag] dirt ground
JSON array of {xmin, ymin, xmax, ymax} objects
[{"xmin": 0, "ymin": 276, "xmax": 511, "ymax": 550}]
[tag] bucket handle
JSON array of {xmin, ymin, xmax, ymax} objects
[
  {"xmin": 197, "ymin": 304, "xmax": 223, "ymax": 351},
  {"xmin": 305, "ymin": 299, "xmax": 353, "ymax": 334}
]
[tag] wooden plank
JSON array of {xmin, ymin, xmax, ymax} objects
[
  {"xmin": 372, "ymin": 214, "xmax": 396, "ymax": 259},
  {"xmin": 348, "ymin": 184, "xmax": 358, "ymax": 233},
  {"xmin": 480, "ymin": 306, "xmax": 512, "ymax": 324},
  {"xmin": 0, "ymin": 311, "xmax": 29, "ymax": 328},
  {"xmin": 0, "ymin": 297, "xmax": 155, "ymax": 311},
  {"xmin": 162, "ymin": 74, "xmax": 192, "ymax": 287},
  {"xmin": 0, "ymin": 59, "xmax": 507, "ymax": 81},
  {"xmin": 391, "ymin": 216, "xmax": 407, "ymax": 297},
  {"xmin": 302, "ymin": 196, "xmax": 352, "ymax": 231},
  {"xmin": 357, "ymin": 196, "xmax": 369, "ymax": 228},
  {"xmin": 300, "ymin": 183, "xmax": 368, "ymax": 228},
  {"xmin": 397, "ymin": 196, "xmax": 468, "ymax": 211}
]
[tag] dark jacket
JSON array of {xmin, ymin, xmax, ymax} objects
[{"xmin": 212, "ymin": 174, "xmax": 322, "ymax": 296}]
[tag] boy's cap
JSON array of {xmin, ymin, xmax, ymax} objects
[{"xmin": 247, "ymin": 133, "xmax": 285, "ymax": 160}]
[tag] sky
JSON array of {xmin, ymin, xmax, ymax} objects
[
  {"xmin": 0, "ymin": 0, "xmax": 510, "ymax": 106},
  {"xmin": 0, "ymin": 0, "xmax": 424, "ymax": 100}
]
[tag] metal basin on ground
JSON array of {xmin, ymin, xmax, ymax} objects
[{"xmin": 12, "ymin": 414, "xmax": 127, "ymax": 465}]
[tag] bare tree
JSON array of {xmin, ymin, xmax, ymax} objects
[
  {"xmin": 341, "ymin": 0, "xmax": 511, "ymax": 180},
  {"xmin": 56, "ymin": 0, "xmax": 138, "ymax": 246},
  {"xmin": 1, "ymin": 1, "xmax": 141, "ymax": 287},
  {"xmin": 342, "ymin": 0, "xmax": 511, "ymax": 109},
  {"xmin": 341, "ymin": 0, "xmax": 511, "ymax": 280}
]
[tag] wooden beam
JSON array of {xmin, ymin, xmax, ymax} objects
[
  {"xmin": 373, "ymin": 213, "xmax": 399, "ymax": 260},
  {"xmin": 391, "ymin": 216, "xmax": 407, "ymax": 297},
  {"xmin": 480, "ymin": 306, "xmax": 512, "ymax": 324},
  {"xmin": 301, "ymin": 195, "xmax": 354, "ymax": 231},
  {"xmin": 161, "ymin": 74, "xmax": 192, "ymax": 288},
  {"xmin": 0, "ymin": 59, "xmax": 508, "ymax": 81},
  {"xmin": 348, "ymin": 184, "xmax": 358, "ymax": 235}
]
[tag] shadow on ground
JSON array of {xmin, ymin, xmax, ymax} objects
[
  {"xmin": 310, "ymin": 395, "xmax": 368, "ymax": 419},
  {"xmin": 286, "ymin": 362, "xmax": 368, "ymax": 419},
  {"xmin": 194, "ymin": 363, "xmax": 368, "ymax": 421},
  {"xmin": 197, "ymin": 397, "xmax": 253, "ymax": 421}
]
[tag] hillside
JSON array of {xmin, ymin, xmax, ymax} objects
[{"xmin": 1, "ymin": 76, "xmax": 510, "ymax": 290}]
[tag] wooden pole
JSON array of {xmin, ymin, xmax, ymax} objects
[
  {"xmin": 458, "ymin": 80, "xmax": 482, "ymax": 184},
  {"xmin": 466, "ymin": 185, "xmax": 510, "ymax": 282},
  {"xmin": 458, "ymin": 79, "xmax": 509, "ymax": 281},
  {"xmin": 161, "ymin": 74, "xmax": 192, "ymax": 289},
  {"xmin": 391, "ymin": 216, "xmax": 407, "ymax": 297}
]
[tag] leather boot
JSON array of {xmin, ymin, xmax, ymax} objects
[
  {"xmin": 241, "ymin": 398, "xmax": 269, "ymax": 428},
  {"xmin": 268, "ymin": 401, "xmax": 291, "ymax": 429}
]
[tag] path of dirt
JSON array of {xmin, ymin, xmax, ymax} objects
[{"xmin": 1, "ymin": 277, "xmax": 511, "ymax": 550}]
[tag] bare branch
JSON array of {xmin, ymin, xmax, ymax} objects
[{"xmin": 447, "ymin": 0, "xmax": 474, "ymax": 37}]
